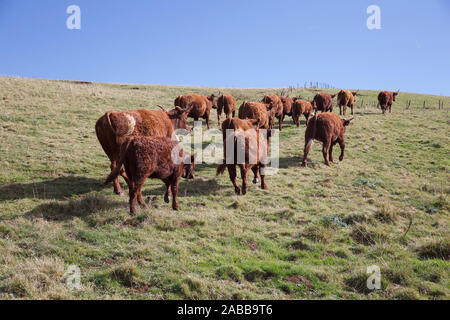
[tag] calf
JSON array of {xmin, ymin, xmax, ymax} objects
[
  {"xmin": 337, "ymin": 90, "xmax": 358, "ymax": 116},
  {"xmin": 261, "ymin": 94, "xmax": 284, "ymax": 131},
  {"xmin": 216, "ymin": 118, "xmax": 268, "ymax": 195},
  {"xmin": 301, "ymin": 113, "xmax": 353, "ymax": 167},
  {"xmin": 292, "ymin": 99, "xmax": 314, "ymax": 127},
  {"xmin": 215, "ymin": 94, "xmax": 236, "ymax": 125},
  {"xmin": 174, "ymin": 93, "xmax": 215, "ymax": 129},
  {"xmin": 95, "ymin": 106, "xmax": 193, "ymax": 196},
  {"xmin": 377, "ymin": 91, "xmax": 399, "ymax": 114},
  {"xmin": 103, "ymin": 136, "xmax": 195, "ymax": 213},
  {"xmin": 313, "ymin": 92, "xmax": 336, "ymax": 113}
]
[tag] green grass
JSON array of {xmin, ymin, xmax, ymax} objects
[{"xmin": 0, "ymin": 76, "xmax": 449, "ymax": 299}]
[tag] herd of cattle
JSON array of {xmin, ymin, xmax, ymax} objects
[{"xmin": 96, "ymin": 90, "xmax": 400, "ymax": 213}]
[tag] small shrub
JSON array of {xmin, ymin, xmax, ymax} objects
[{"xmin": 417, "ymin": 239, "xmax": 450, "ymax": 260}]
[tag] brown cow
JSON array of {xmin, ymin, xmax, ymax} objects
[
  {"xmin": 174, "ymin": 93, "xmax": 215, "ymax": 129},
  {"xmin": 215, "ymin": 94, "xmax": 236, "ymax": 125},
  {"xmin": 292, "ymin": 99, "xmax": 314, "ymax": 127},
  {"xmin": 261, "ymin": 94, "xmax": 284, "ymax": 131},
  {"xmin": 238, "ymin": 101, "xmax": 272, "ymax": 131},
  {"xmin": 377, "ymin": 91, "xmax": 399, "ymax": 114},
  {"xmin": 216, "ymin": 118, "xmax": 268, "ymax": 195},
  {"xmin": 279, "ymin": 96, "xmax": 294, "ymax": 124},
  {"xmin": 301, "ymin": 113, "xmax": 353, "ymax": 167},
  {"xmin": 95, "ymin": 106, "xmax": 192, "ymax": 196},
  {"xmin": 313, "ymin": 92, "xmax": 336, "ymax": 113},
  {"xmin": 337, "ymin": 90, "xmax": 358, "ymax": 116},
  {"xmin": 103, "ymin": 136, "xmax": 196, "ymax": 213}
]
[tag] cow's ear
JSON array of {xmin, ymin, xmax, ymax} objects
[{"xmin": 343, "ymin": 118, "xmax": 354, "ymax": 126}]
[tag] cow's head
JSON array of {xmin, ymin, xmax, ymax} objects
[
  {"xmin": 393, "ymin": 91, "xmax": 399, "ymax": 101},
  {"xmin": 182, "ymin": 153, "xmax": 196, "ymax": 179},
  {"xmin": 161, "ymin": 105, "xmax": 194, "ymax": 133},
  {"xmin": 352, "ymin": 91, "xmax": 358, "ymax": 97},
  {"xmin": 341, "ymin": 117, "xmax": 354, "ymax": 130},
  {"xmin": 207, "ymin": 94, "xmax": 217, "ymax": 109}
]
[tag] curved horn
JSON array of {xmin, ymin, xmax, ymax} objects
[{"xmin": 157, "ymin": 105, "xmax": 167, "ymax": 112}]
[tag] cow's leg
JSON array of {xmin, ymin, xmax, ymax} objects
[
  {"xmin": 389, "ymin": 104, "xmax": 392, "ymax": 113},
  {"xmin": 240, "ymin": 165, "xmax": 249, "ymax": 195},
  {"xmin": 137, "ymin": 183, "xmax": 147, "ymax": 208},
  {"xmin": 163, "ymin": 179, "xmax": 171, "ymax": 203},
  {"xmin": 128, "ymin": 181, "xmax": 138, "ymax": 215},
  {"xmin": 110, "ymin": 161, "xmax": 123, "ymax": 196},
  {"xmin": 170, "ymin": 178, "xmax": 180, "ymax": 210},
  {"xmin": 251, "ymin": 166, "xmax": 259, "ymax": 184},
  {"xmin": 351, "ymin": 103, "xmax": 354, "ymax": 115},
  {"xmin": 227, "ymin": 165, "xmax": 241, "ymax": 195},
  {"xmin": 343, "ymin": 105, "xmax": 347, "ymax": 116},
  {"xmin": 204, "ymin": 110, "xmax": 211, "ymax": 129},
  {"xmin": 301, "ymin": 139, "xmax": 313, "ymax": 167},
  {"xmin": 259, "ymin": 164, "xmax": 267, "ymax": 190},
  {"xmin": 232, "ymin": 110, "xmax": 235, "ymax": 118},
  {"xmin": 278, "ymin": 116, "xmax": 283, "ymax": 131},
  {"xmin": 322, "ymin": 139, "xmax": 331, "ymax": 166},
  {"xmin": 338, "ymin": 138, "xmax": 345, "ymax": 161},
  {"xmin": 329, "ymin": 142, "xmax": 336, "ymax": 163},
  {"xmin": 217, "ymin": 113, "xmax": 221, "ymax": 126},
  {"xmin": 339, "ymin": 105, "xmax": 342, "ymax": 115}
]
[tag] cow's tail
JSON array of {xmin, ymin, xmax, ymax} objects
[
  {"xmin": 103, "ymin": 138, "xmax": 132, "ymax": 186},
  {"xmin": 105, "ymin": 111, "xmax": 116, "ymax": 134},
  {"xmin": 216, "ymin": 163, "xmax": 227, "ymax": 176},
  {"xmin": 304, "ymin": 115, "xmax": 318, "ymax": 154}
]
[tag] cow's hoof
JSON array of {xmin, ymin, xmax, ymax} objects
[
  {"xmin": 242, "ymin": 189, "xmax": 247, "ymax": 195},
  {"xmin": 339, "ymin": 157, "xmax": 344, "ymax": 162},
  {"xmin": 172, "ymin": 206, "xmax": 179, "ymax": 211},
  {"xmin": 234, "ymin": 188, "xmax": 241, "ymax": 195},
  {"xmin": 164, "ymin": 194, "xmax": 170, "ymax": 203},
  {"xmin": 301, "ymin": 162, "xmax": 307, "ymax": 167},
  {"xmin": 252, "ymin": 178, "xmax": 259, "ymax": 184}
]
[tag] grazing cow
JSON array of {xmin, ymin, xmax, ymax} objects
[
  {"xmin": 215, "ymin": 94, "xmax": 236, "ymax": 125},
  {"xmin": 95, "ymin": 106, "xmax": 192, "ymax": 196},
  {"xmin": 313, "ymin": 92, "xmax": 336, "ymax": 113},
  {"xmin": 292, "ymin": 99, "xmax": 314, "ymax": 127},
  {"xmin": 337, "ymin": 90, "xmax": 358, "ymax": 116},
  {"xmin": 103, "ymin": 136, "xmax": 196, "ymax": 213},
  {"xmin": 301, "ymin": 113, "xmax": 353, "ymax": 167},
  {"xmin": 261, "ymin": 94, "xmax": 284, "ymax": 131},
  {"xmin": 216, "ymin": 118, "xmax": 268, "ymax": 195},
  {"xmin": 174, "ymin": 93, "xmax": 215, "ymax": 129},
  {"xmin": 238, "ymin": 101, "xmax": 272, "ymax": 131},
  {"xmin": 279, "ymin": 96, "xmax": 294, "ymax": 123},
  {"xmin": 377, "ymin": 91, "xmax": 399, "ymax": 114}
]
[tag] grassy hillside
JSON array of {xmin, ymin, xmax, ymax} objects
[{"xmin": 0, "ymin": 76, "xmax": 448, "ymax": 300}]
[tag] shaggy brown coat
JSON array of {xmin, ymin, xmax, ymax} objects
[
  {"xmin": 261, "ymin": 94, "xmax": 284, "ymax": 130},
  {"xmin": 313, "ymin": 92, "xmax": 336, "ymax": 113},
  {"xmin": 238, "ymin": 101, "xmax": 271, "ymax": 131},
  {"xmin": 377, "ymin": 91, "xmax": 399, "ymax": 114},
  {"xmin": 337, "ymin": 90, "xmax": 358, "ymax": 116},
  {"xmin": 279, "ymin": 96, "xmax": 294, "ymax": 122},
  {"xmin": 216, "ymin": 94, "xmax": 236, "ymax": 125},
  {"xmin": 103, "ymin": 136, "xmax": 195, "ymax": 213},
  {"xmin": 301, "ymin": 113, "xmax": 353, "ymax": 167},
  {"xmin": 216, "ymin": 118, "xmax": 268, "ymax": 195},
  {"xmin": 174, "ymin": 93, "xmax": 215, "ymax": 129},
  {"xmin": 95, "ymin": 107, "xmax": 192, "ymax": 196},
  {"xmin": 292, "ymin": 99, "xmax": 314, "ymax": 127}
]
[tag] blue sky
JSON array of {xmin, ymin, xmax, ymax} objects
[{"xmin": 0, "ymin": 0, "xmax": 449, "ymax": 95}]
